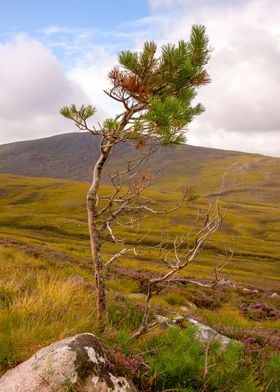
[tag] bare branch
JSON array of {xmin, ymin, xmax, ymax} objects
[
  {"xmin": 125, "ymin": 187, "xmax": 192, "ymax": 215},
  {"xmin": 105, "ymin": 248, "xmax": 131, "ymax": 266},
  {"xmin": 106, "ymin": 222, "xmax": 124, "ymax": 243},
  {"xmin": 132, "ymin": 202, "xmax": 226, "ymax": 340}
]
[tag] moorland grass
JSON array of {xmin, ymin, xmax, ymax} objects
[
  {"xmin": 0, "ymin": 173, "xmax": 279, "ymax": 389},
  {"xmin": 0, "ymin": 174, "xmax": 279, "ymax": 289},
  {"xmin": 0, "ymin": 245, "xmax": 279, "ymax": 390}
]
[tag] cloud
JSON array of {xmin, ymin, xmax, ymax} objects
[
  {"xmin": 63, "ymin": 0, "xmax": 280, "ymax": 156},
  {"xmin": 146, "ymin": 0, "xmax": 280, "ymax": 156},
  {"xmin": 67, "ymin": 47, "xmax": 120, "ymax": 119},
  {"xmin": 148, "ymin": 0, "xmax": 189, "ymax": 9},
  {"xmin": 189, "ymin": 125, "xmax": 280, "ymax": 157},
  {"xmin": 1, "ymin": 1, "xmax": 279, "ymax": 157},
  {"xmin": 0, "ymin": 34, "xmax": 91, "ymax": 144}
]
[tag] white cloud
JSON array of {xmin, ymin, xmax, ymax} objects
[
  {"xmin": 1, "ymin": 0, "xmax": 279, "ymax": 157},
  {"xmin": 67, "ymin": 46, "xmax": 119, "ymax": 119},
  {"xmin": 146, "ymin": 0, "xmax": 280, "ymax": 156},
  {"xmin": 189, "ymin": 124, "xmax": 280, "ymax": 157},
  {"xmin": 64, "ymin": 0, "xmax": 280, "ymax": 156},
  {"xmin": 0, "ymin": 34, "xmax": 90, "ymax": 144},
  {"xmin": 148, "ymin": 0, "xmax": 189, "ymax": 9}
]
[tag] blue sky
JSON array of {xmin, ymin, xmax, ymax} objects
[
  {"xmin": 0, "ymin": 1, "xmax": 149, "ymax": 35},
  {"xmin": 0, "ymin": 1, "xmax": 151, "ymax": 65},
  {"xmin": 0, "ymin": 0, "xmax": 280, "ymax": 156}
]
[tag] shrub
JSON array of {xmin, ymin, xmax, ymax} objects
[
  {"xmin": 137, "ymin": 328, "xmax": 263, "ymax": 391},
  {"xmin": 187, "ymin": 286, "xmax": 227, "ymax": 310},
  {"xmin": 142, "ymin": 327, "xmax": 204, "ymax": 390},
  {"xmin": 239, "ymin": 302, "xmax": 280, "ymax": 321},
  {"xmin": 163, "ymin": 291, "xmax": 186, "ymax": 306},
  {"xmin": 205, "ymin": 341, "xmax": 260, "ymax": 391},
  {"xmin": 105, "ymin": 346, "xmax": 144, "ymax": 380},
  {"xmin": 107, "ymin": 297, "xmax": 144, "ymax": 330},
  {"xmin": 264, "ymin": 354, "xmax": 280, "ymax": 392}
]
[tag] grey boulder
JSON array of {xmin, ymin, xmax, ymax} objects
[{"xmin": 0, "ymin": 333, "xmax": 136, "ymax": 392}]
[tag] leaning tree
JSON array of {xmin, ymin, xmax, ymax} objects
[{"xmin": 60, "ymin": 25, "xmax": 211, "ymax": 330}]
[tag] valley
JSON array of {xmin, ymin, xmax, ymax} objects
[{"xmin": 0, "ymin": 133, "xmax": 279, "ymax": 390}]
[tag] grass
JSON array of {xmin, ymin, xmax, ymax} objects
[
  {"xmin": 0, "ymin": 245, "xmax": 99, "ymax": 372},
  {"xmin": 107, "ymin": 277, "xmax": 141, "ymax": 294},
  {"xmin": 135, "ymin": 327, "xmax": 279, "ymax": 391},
  {"xmin": 0, "ymin": 244, "xmax": 279, "ymax": 390},
  {"xmin": 0, "ymin": 173, "xmax": 279, "ymax": 290},
  {"xmin": 0, "ymin": 171, "xmax": 279, "ymax": 389}
]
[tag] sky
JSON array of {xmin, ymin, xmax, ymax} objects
[{"xmin": 0, "ymin": 0, "xmax": 280, "ymax": 157}]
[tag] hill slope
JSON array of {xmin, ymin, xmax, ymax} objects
[
  {"xmin": 0, "ymin": 172, "xmax": 279, "ymax": 288},
  {"xmin": 0, "ymin": 133, "xmax": 279, "ymax": 287},
  {"xmin": 0, "ymin": 132, "xmax": 279, "ymax": 206}
]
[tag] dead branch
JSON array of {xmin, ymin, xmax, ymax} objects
[
  {"xmin": 131, "ymin": 202, "xmax": 227, "ymax": 340},
  {"xmin": 105, "ymin": 248, "xmax": 133, "ymax": 266},
  {"xmin": 124, "ymin": 187, "xmax": 192, "ymax": 215}
]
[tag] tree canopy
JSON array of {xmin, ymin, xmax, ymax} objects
[{"xmin": 61, "ymin": 24, "xmax": 210, "ymax": 145}]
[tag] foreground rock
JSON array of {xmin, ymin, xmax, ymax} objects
[
  {"xmin": 187, "ymin": 318, "xmax": 233, "ymax": 348},
  {"xmin": 0, "ymin": 333, "xmax": 136, "ymax": 392},
  {"xmin": 154, "ymin": 313, "xmax": 234, "ymax": 349}
]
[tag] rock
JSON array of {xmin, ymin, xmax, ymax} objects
[
  {"xmin": 155, "ymin": 314, "xmax": 233, "ymax": 349},
  {"xmin": 155, "ymin": 314, "xmax": 171, "ymax": 328},
  {"xmin": 179, "ymin": 302, "xmax": 197, "ymax": 314},
  {"xmin": 179, "ymin": 306, "xmax": 190, "ymax": 313},
  {"xmin": 172, "ymin": 315, "xmax": 185, "ymax": 324},
  {"xmin": 217, "ymin": 278, "xmax": 236, "ymax": 289},
  {"xmin": 243, "ymin": 288, "xmax": 259, "ymax": 293},
  {"xmin": 187, "ymin": 318, "xmax": 233, "ymax": 349},
  {"xmin": 0, "ymin": 333, "xmax": 137, "ymax": 392},
  {"xmin": 271, "ymin": 292, "xmax": 280, "ymax": 299}
]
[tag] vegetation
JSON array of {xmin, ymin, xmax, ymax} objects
[
  {"xmin": 0, "ymin": 173, "xmax": 278, "ymax": 289},
  {"xmin": 0, "ymin": 244, "xmax": 279, "ymax": 390},
  {"xmin": 60, "ymin": 24, "xmax": 211, "ymax": 329},
  {"xmin": 0, "ymin": 175, "xmax": 279, "ymax": 390},
  {"xmin": 0, "ymin": 23, "xmax": 279, "ymax": 390}
]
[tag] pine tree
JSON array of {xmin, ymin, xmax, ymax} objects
[{"xmin": 60, "ymin": 25, "xmax": 210, "ymax": 331}]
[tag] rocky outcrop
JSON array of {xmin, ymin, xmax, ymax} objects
[
  {"xmin": 0, "ymin": 333, "xmax": 136, "ymax": 392},
  {"xmin": 154, "ymin": 313, "xmax": 233, "ymax": 348},
  {"xmin": 187, "ymin": 318, "xmax": 233, "ymax": 348}
]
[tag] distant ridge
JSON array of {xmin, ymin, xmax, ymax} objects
[
  {"xmin": 0, "ymin": 132, "xmax": 259, "ymax": 181},
  {"xmin": 0, "ymin": 132, "xmax": 279, "ymax": 204}
]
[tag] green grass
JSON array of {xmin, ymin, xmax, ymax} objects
[
  {"xmin": 0, "ymin": 144, "xmax": 279, "ymax": 390},
  {"xmin": 107, "ymin": 277, "xmax": 141, "ymax": 294},
  {"xmin": 136, "ymin": 327, "xmax": 278, "ymax": 391},
  {"xmin": 0, "ymin": 173, "xmax": 279, "ymax": 289},
  {"xmin": 0, "ymin": 244, "xmax": 279, "ymax": 390},
  {"xmin": 0, "ymin": 246, "xmax": 97, "ymax": 372}
]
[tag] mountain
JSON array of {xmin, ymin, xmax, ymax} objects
[
  {"xmin": 0, "ymin": 132, "xmax": 239, "ymax": 181},
  {"xmin": 0, "ymin": 132, "xmax": 279, "ymax": 205},
  {"xmin": 0, "ymin": 132, "xmax": 279, "ymax": 288}
]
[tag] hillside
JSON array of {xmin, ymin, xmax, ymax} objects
[
  {"xmin": 0, "ymin": 132, "xmax": 279, "ymax": 206},
  {"xmin": 0, "ymin": 132, "xmax": 279, "ymax": 287},
  {"xmin": 0, "ymin": 171, "xmax": 279, "ymax": 390},
  {"xmin": 0, "ymin": 173, "xmax": 279, "ymax": 289},
  {"xmin": 0, "ymin": 135, "xmax": 279, "ymax": 390}
]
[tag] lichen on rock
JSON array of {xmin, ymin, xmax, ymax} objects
[{"xmin": 0, "ymin": 333, "xmax": 137, "ymax": 392}]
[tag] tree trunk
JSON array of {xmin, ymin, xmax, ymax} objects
[
  {"xmin": 87, "ymin": 193, "xmax": 106, "ymax": 331},
  {"xmin": 87, "ymin": 141, "xmax": 112, "ymax": 332}
]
